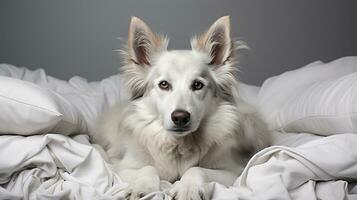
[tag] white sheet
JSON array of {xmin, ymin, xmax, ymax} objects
[
  {"xmin": 1, "ymin": 132, "xmax": 356, "ymax": 200},
  {"xmin": 0, "ymin": 62, "xmax": 357, "ymax": 200},
  {"xmin": 0, "ymin": 134, "xmax": 127, "ymax": 200}
]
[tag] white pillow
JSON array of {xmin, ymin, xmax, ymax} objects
[
  {"xmin": 277, "ymin": 72, "xmax": 357, "ymax": 135},
  {"xmin": 0, "ymin": 64, "xmax": 126, "ymax": 134},
  {"xmin": 0, "ymin": 76, "xmax": 82, "ymax": 135},
  {"xmin": 258, "ymin": 56, "xmax": 357, "ymax": 134}
]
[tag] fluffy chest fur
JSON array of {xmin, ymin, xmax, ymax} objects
[
  {"xmin": 119, "ymin": 99, "xmax": 242, "ymax": 181},
  {"xmin": 141, "ymin": 135, "xmax": 202, "ymax": 181}
]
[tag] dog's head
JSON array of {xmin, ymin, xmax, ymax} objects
[{"xmin": 121, "ymin": 16, "xmax": 240, "ymax": 137}]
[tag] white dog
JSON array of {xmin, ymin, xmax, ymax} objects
[{"xmin": 92, "ymin": 16, "xmax": 270, "ymax": 200}]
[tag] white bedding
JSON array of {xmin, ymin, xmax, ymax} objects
[{"xmin": 0, "ymin": 58, "xmax": 357, "ymax": 200}]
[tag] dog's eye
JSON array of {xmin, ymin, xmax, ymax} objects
[
  {"xmin": 192, "ymin": 80, "xmax": 204, "ymax": 91},
  {"xmin": 158, "ymin": 80, "xmax": 170, "ymax": 90}
]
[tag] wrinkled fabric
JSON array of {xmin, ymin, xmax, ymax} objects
[
  {"xmin": 0, "ymin": 133, "xmax": 357, "ymax": 200},
  {"xmin": 0, "ymin": 134, "xmax": 127, "ymax": 200}
]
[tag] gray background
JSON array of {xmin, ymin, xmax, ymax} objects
[{"xmin": 1, "ymin": 0, "xmax": 356, "ymax": 85}]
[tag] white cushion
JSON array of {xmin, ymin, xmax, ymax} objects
[
  {"xmin": 0, "ymin": 64, "xmax": 126, "ymax": 134},
  {"xmin": 278, "ymin": 72, "xmax": 357, "ymax": 135},
  {"xmin": 258, "ymin": 56, "xmax": 357, "ymax": 135},
  {"xmin": 0, "ymin": 76, "xmax": 81, "ymax": 135}
]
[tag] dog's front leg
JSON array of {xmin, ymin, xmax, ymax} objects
[
  {"xmin": 118, "ymin": 166, "xmax": 161, "ymax": 200},
  {"xmin": 169, "ymin": 167, "xmax": 237, "ymax": 200}
]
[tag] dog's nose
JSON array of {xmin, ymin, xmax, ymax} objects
[{"xmin": 171, "ymin": 110, "xmax": 191, "ymax": 127}]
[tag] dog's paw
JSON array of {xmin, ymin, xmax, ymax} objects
[
  {"xmin": 125, "ymin": 177, "xmax": 160, "ymax": 200},
  {"xmin": 169, "ymin": 181, "xmax": 209, "ymax": 200}
]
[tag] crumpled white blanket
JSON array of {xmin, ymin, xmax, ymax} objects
[
  {"xmin": 0, "ymin": 134, "xmax": 127, "ymax": 200},
  {"xmin": 1, "ymin": 132, "xmax": 357, "ymax": 200},
  {"xmin": 0, "ymin": 62, "xmax": 357, "ymax": 200}
]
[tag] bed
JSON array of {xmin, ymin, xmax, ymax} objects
[{"xmin": 0, "ymin": 57, "xmax": 357, "ymax": 200}]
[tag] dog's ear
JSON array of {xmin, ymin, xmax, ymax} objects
[
  {"xmin": 192, "ymin": 16, "xmax": 239, "ymax": 101},
  {"xmin": 122, "ymin": 17, "xmax": 168, "ymax": 100},
  {"xmin": 127, "ymin": 17, "xmax": 168, "ymax": 66},
  {"xmin": 191, "ymin": 16, "xmax": 232, "ymax": 66}
]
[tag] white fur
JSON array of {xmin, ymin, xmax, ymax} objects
[{"xmin": 91, "ymin": 16, "xmax": 270, "ymax": 200}]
